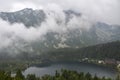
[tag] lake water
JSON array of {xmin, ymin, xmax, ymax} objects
[{"xmin": 24, "ymin": 62, "xmax": 117, "ymax": 79}]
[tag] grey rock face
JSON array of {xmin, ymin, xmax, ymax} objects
[
  {"xmin": 0, "ymin": 8, "xmax": 120, "ymax": 54},
  {"xmin": 0, "ymin": 8, "xmax": 46, "ymax": 27}
]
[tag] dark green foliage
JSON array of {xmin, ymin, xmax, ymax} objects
[
  {"xmin": 93, "ymin": 75, "xmax": 99, "ymax": 80},
  {"xmin": 47, "ymin": 41, "xmax": 120, "ymax": 61},
  {"xmin": 55, "ymin": 70, "xmax": 60, "ymax": 78},
  {"xmin": 116, "ymin": 74, "xmax": 120, "ymax": 80},
  {"xmin": 85, "ymin": 72, "xmax": 92, "ymax": 80},
  {"xmin": 0, "ymin": 70, "xmax": 12, "ymax": 80},
  {"xmin": 26, "ymin": 74, "xmax": 36, "ymax": 80},
  {"xmin": 15, "ymin": 69, "xmax": 25, "ymax": 80},
  {"xmin": 0, "ymin": 69, "xmax": 115, "ymax": 80}
]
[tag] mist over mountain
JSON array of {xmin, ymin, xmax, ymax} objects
[
  {"xmin": 0, "ymin": 8, "xmax": 81, "ymax": 27},
  {"xmin": 0, "ymin": 8, "xmax": 120, "ymax": 57},
  {"xmin": 0, "ymin": 8, "xmax": 46, "ymax": 27}
]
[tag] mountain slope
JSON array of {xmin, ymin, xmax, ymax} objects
[
  {"xmin": 0, "ymin": 8, "xmax": 120, "ymax": 56},
  {"xmin": 0, "ymin": 8, "xmax": 46, "ymax": 27},
  {"xmin": 46, "ymin": 41, "xmax": 120, "ymax": 62}
]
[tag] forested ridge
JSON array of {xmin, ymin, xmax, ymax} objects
[{"xmin": 47, "ymin": 41, "xmax": 120, "ymax": 61}]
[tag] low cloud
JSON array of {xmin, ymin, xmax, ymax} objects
[
  {"xmin": 0, "ymin": 5, "xmax": 93, "ymax": 55},
  {"xmin": 0, "ymin": 0, "xmax": 119, "ymax": 25}
]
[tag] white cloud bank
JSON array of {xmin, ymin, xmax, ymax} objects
[
  {"xmin": 0, "ymin": 0, "xmax": 119, "ymax": 55},
  {"xmin": 0, "ymin": 0, "xmax": 119, "ymax": 25},
  {"xmin": 0, "ymin": 5, "xmax": 92, "ymax": 55}
]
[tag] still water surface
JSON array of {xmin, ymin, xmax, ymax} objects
[{"xmin": 24, "ymin": 62, "xmax": 117, "ymax": 78}]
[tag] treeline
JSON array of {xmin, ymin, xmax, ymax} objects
[
  {"xmin": 0, "ymin": 41, "xmax": 120, "ymax": 62},
  {"xmin": 47, "ymin": 41, "xmax": 120, "ymax": 61},
  {"xmin": 77, "ymin": 41, "xmax": 120, "ymax": 60},
  {"xmin": 0, "ymin": 69, "xmax": 119, "ymax": 80}
]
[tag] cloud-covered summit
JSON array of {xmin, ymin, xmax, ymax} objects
[
  {"xmin": 0, "ymin": 0, "xmax": 119, "ymax": 25},
  {"xmin": 0, "ymin": 0, "xmax": 120, "ymax": 57},
  {"xmin": 0, "ymin": 8, "xmax": 120, "ymax": 57}
]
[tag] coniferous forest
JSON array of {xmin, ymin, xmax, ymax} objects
[{"xmin": 0, "ymin": 69, "xmax": 120, "ymax": 80}]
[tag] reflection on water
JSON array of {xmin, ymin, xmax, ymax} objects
[{"xmin": 24, "ymin": 62, "xmax": 117, "ymax": 78}]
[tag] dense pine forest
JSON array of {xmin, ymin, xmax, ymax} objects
[
  {"xmin": 47, "ymin": 41, "xmax": 120, "ymax": 61},
  {"xmin": 0, "ymin": 69, "xmax": 119, "ymax": 80}
]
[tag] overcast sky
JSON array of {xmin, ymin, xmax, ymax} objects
[{"xmin": 0, "ymin": 0, "xmax": 120, "ymax": 25}]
